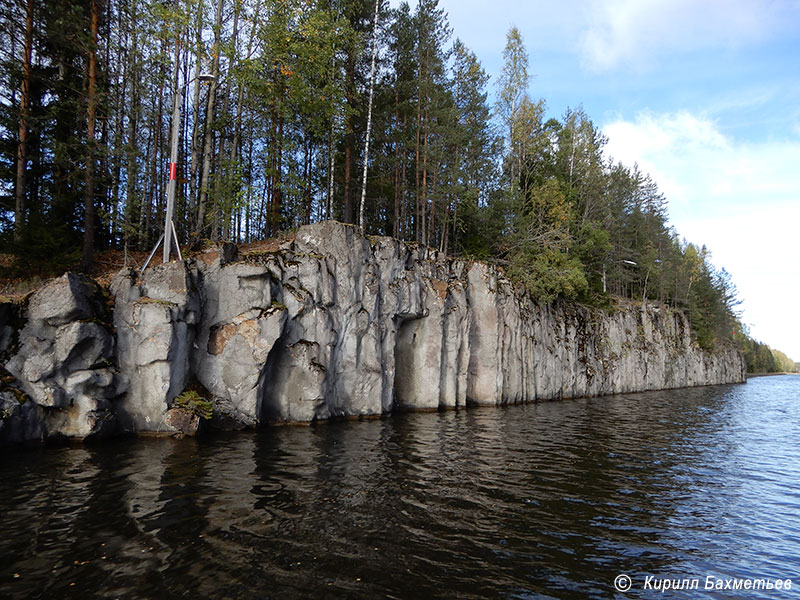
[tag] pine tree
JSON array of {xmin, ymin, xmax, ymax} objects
[
  {"xmin": 496, "ymin": 26, "xmax": 528, "ymax": 189},
  {"xmin": 448, "ymin": 39, "xmax": 495, "ymax": 255}
]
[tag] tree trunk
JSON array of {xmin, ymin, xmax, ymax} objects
[
  {"xmin": 195, "ymin": 0, "xmax": 223, "ymax": 239},
  {"xmin": 342, "ymin": 51, "xmax": 355, "ymax": 224},
  {"xmin": 245, "ymin": 136, "xmax": 253, "ymax": 241},
  {"xmin": 392, "ymin": 89, "xmax": 400, "ymax": 238},
  {"xmin": 140, "ymin": 115, "xmax": 154, "ymax": 248},
  {"xmin": 107, "ymin": 5, "xmax": 123, "ymax": 248},
  {"xmin": 358, "ymin": 0, "xmax": 380, "ymax": 230},
  {"xmin": 188, "ymin": 0, "xmax": 204, "ymax": 224},
  {"xmin": 14, "ymin": 0, "xmax": 34, "ymax": 242},
  {"xmin": 327, "ymin": 123, "xmax": 335, "ymax": 220},
  {"xmin": 212, "ymin": 78, "xmax": 230, "ymax": 241},
  {"xmin": 275, "ymin": 113, "xmax": 283, "ymax": 231},
  {"xmin": 440, "ymin": 192, "xmax": 448, "ymax": 254},
  {"xmin": 304, "ymin": 135, "xmax": 312, "ymax": 224},
  {"xmin": 265, "ymin": 106, "xmax": 275, "ymax": 235},
  {"xmin": 431, "ymin": 159, "xmax": 442, "ymax": 250},
  {"xmin": 227, "ymin": 0, "xmax": 245, "ymax": 239},
  {"xmin": 421, "ymin": 119, "xmax": 428, "ymax": 246},
  {"xmin": 415, "ymin": 58, "xmax": 422, "ymax": 243},
  {"xmin": 343, "ymin": 135, "xmax": 353, "ymax": 224},
  {"xmin": 452, "ymin": 146, "xmax": 459, "ymax": 253},
  {"xmin": 400, "ymin": 148, "xmax": 407, "ymax": 241},
  {"xmin": 229, "ymin": 83, "xmax": 244, "ymax": 237},
  {"xmin": 81, "ymin": 0, "xmax": 100, "ymax": 271}
]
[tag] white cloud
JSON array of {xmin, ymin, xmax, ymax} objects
[
  {"xmin": 603, "ymin": 111, "xmax": 800, "ymax": 211},
  {"xmin": 579, "ymin": 0, "xmax": 796, "ymax": 72},
  {"xmin": 602, "ymin": 110, "xmax": 800, "ymax": 358}
]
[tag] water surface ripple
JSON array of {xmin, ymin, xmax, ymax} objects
[{"xmin": 2, "ymin": 376, "xmax": 799, "ymax": 598}]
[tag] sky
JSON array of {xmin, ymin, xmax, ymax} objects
[{"xmin": 390, "ymin": 0, "xmax": 800, "ymax": 361}]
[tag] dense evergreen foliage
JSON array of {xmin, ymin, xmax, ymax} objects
[
  {"xmin": 0, "ymin": 0, "xmax": 790, "ymax": 361},
  {"xmin": 739, "ymin": 338, "xmax": 799, "ymax": 374}
]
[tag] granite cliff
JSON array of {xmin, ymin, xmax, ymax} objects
[{"xmin": 0, "ymin": 221, "xmax": 746, "ymax": 443}]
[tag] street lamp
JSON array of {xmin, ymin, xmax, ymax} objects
[
  {"xmin": 142, "ymin": 63, "xmax": 215, "ymax": 272},
  {"xmin": 603, "ymin": 259, "xmax": 637, "ymax": 294}
]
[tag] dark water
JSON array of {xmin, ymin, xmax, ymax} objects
[{"xmin": 2, "ymin": 376, "xmax": 799, "ymax": 599}]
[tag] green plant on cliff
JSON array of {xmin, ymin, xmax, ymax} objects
[{"xmin": 173, "ymin": 391, "xmax": 213, "ymax": 421}]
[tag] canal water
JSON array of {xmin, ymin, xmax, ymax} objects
[{"xmin": 1, "ymin": 375, "xmax": 799, "ymax": 599}]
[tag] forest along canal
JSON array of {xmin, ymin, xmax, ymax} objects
[{"xmin": 1, "ymin": 375, "xmax": 799, "ymax": 599}]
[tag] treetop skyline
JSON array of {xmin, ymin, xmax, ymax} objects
[{"xmin": 0, "ymin": 0, "xmax": 795, "ymax": 365}]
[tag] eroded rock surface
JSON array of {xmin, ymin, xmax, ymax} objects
[
  {"xmin": 4, "ymin": 273, "xmax": 120, "ymax": 438},
  {"xmin": 1, "ymin": 221, "xmax": 746, "ymax": 442},
  {"xmin": 111, "ymin": 262, "xmax": 200, "ymax": 432},
  {"xmin": 0, "ymin": 392, "xmax": 45, "ymax": 445},
  {"xmin": 183, "ymin": 221, "xmax": 745, "ymax": 426}
]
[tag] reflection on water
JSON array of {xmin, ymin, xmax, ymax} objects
[{"xmin": 1, "ymin": 376, "xmax": 799, "ymax": 599}]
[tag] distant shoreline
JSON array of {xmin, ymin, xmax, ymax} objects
[{"xmin": 747, "ymin": 372, "xmax": 800, "ymax": 378}]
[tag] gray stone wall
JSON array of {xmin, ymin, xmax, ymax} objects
[{"xmin": 1, "ymin": 221, "xmax": 746, "ymax": 442}]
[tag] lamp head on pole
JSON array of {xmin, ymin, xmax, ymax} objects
[{"xmin": 197, "ymin": 73, "xmax": 216, "ymax": 83}]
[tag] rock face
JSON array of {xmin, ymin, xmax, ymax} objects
[
  {"xmin": 111, "ymin": 263, "xmax": 200, "ymax": 432},
  {"xmin": 4, "ymin": 273, "xmax": 120, "ymax": 438},
  {"xmin": 1, "ymin": 222, "xmax": 746, "ymax": 442},
  {"xmin": 0, "ymin": 393, "xmax": 45, "ymax": 445}
]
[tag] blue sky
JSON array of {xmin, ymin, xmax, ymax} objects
[{"xmin": 390, "ymin": 0, "xmax": 800, "ymax": 360}]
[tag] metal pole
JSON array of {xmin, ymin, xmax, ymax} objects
[
  {"xmin": 171, "ymin": 220, "xmax": 183, "ymax": 262},
  {"xmin": 164, "ymin": 40, "xmax": 183, "ymax": 263},
  {"xmin": 142, "ymin": 233, "xmax": 164, "ymax": 272}
]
